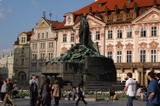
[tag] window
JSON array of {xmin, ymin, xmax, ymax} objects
[
  {"xmin": 38, "ymin": 33, "xmax": 40, "ymax": 39},
  {"xmin": 42, "ymin": 33, "xmax": 44, "ymax": 39},
  {"xmin": 70, "ymin": 33, "xmax": 75, "ymax": 42},
  {"xmin": 32, "ymin": 44, "xmax": 37, "ymax": 49},
  {"xmin": 40, "ymin": 53, "xmax": 45, "ymax": 59},
  {"xmin": 107, "ymin": 51, "xmax": 112, "ymax": 58},
  {"xmin": 127, "ymin": 28, "xmax": 132, "ymax": 38},
  {"xmin": 40, "ymin": 43, "xmax": 45, "ymax": 49},
  {"xmin": 108, "ymin": 30, "xmax": 112, "ymax": 39},
  {"xmin": 127, "ymin": 51, "xmax": 132, "ymax": 62},
  {"xmin": 21, "ymin": 59, "xmax": 24, "ymax": 65},
  {"xmin": 18, "ymin": 71, "xmax": 26, "ymax": 80},
  {"xmin": 21, "ymin": 48, "xmax": 24, "ymax": 54},
  {"xmin": 48, "ymin": 53, "xmax": 53, "ymax": 60},
  {"xmin": 151, "ymin": 50, "xmax": 156, "ymax": 62},
  {"xmin": 49, "ymin": 42, "xmax": 53, "ymax": 48},
  {"xmin": 117, "ymin": 51, "xmax": 122, "ymax": 63},
  {"xmin": 14, "ymin": 48, "xmax": 18, "ymax": 53},
  {"xmin": 21, "ymin": 37, "xmax": 26, "ymax": 43},
  {"xmin": 140, "ymin": 50, "xmax": 146, "ymax": 62},
  {"xmin": 32, "ymin": 54, "xmax": 37, "ymax": 60},
  {"xmin": 117, "ymin": 29, "xmax": 122, "ymax": 38},
  {"xmin": 95, "ymin": 31, "xmax": 100, "ymax": 40},
  {"xmin": 15, "ymin": 59, "xmax": 18, "ymax": 65},
  {"xmin": 141, "ymin": 27, "xmax": 146, "ymax": 37},
  {"xmin": 63, "ymin": 34, "xmax": 67, "ymax": 42},
  {"xmin": 46, "ymin": 32, "xmax": 48, "ymax": 38},
  {"xmin": 151, "ymin": 26, "xmax": 157, "ymax": 37}
]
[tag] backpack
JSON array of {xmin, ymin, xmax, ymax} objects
[{"xmin": 30, "ymin": 82, "xmax": 38, "ymax": 92}]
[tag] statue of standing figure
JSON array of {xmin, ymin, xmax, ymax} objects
[
  {"xmin": 79, "ymin": 14, "xmax": 100, "ymax": 54},
  {"xmin": 79, "ymin": 14, "xmax": 91, "ymax": 47}
]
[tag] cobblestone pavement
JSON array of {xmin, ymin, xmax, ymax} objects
[{"xmin": 0, "ymin": 98, "xmax": 146, "ymax": 106}]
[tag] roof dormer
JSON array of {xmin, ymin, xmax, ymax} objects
[{"xmin": 64, "ymin": 12, "xmax": 75, "ymax": 26}]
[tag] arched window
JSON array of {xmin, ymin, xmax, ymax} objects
[{"xmin": 18, "ymin": 71, "xmax": 26, "ymax": 80}]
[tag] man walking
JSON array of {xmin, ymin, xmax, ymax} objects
[
  {"xmin": 122, "ymin": 72, "xmax": 136, "ymax": 106},
  {"xmin": 76, "ymin": 85, "xmax": 87, "ymax": 106},
  {"xmin": 29, "ymin": 74, "xmax": 39, "ymax": 106},
  {"xmin": 146, "ymin": 71, "xmax": 160, "ymax": 106}
]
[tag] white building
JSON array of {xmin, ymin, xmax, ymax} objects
[{"xmin": 0, "ymin": 51, "xmax": 14, "ymax": 79}]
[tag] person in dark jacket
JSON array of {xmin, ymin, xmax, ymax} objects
[
  {"xmin": 39, "ymin": 78, "xmax": 52, "ymax": 106},
  {"xmin": 76, "ymin": 85, "xmax": 87, "ymax": 106}
]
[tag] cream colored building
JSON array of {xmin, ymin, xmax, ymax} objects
[
  {"xmin": 29, "ymin": 0, "xmax": 160, "ymax": 86},
  {"xmin": 13, "ymin": 31, "xmax": 32, "ymax": 81},
  {"xmin": 30, "ymin": 17, "xmax": 58, "ymax": 79},
  {"xmin": 0, "ymin": 51, "xmax": 14, "ymax": 79}
]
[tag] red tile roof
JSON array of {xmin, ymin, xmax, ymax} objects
[
  {"xmin": 54, "ymin": 0, "xmax": 160, "ymax": 29},
  {"xmin": 74, "ymin": 0, "xmax": 160, "ymax": 14},
  {"xmin": 28, "ymin": 0, "xmax": 160, "ymax": 30}
]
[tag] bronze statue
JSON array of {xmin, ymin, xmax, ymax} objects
[{"xmin": 79, "ymin": 14, "xmax": 91, "ymax": 47}]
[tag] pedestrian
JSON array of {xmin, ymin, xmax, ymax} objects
[
  {"xmin": 68, "ymin": 87, "xmax": 76, "ymax": 101},
  {"xmin": 1, "ymin": 80, "xmax": 7, "ymax": 101},
  {"xmin": 38, "ymin": 78, "xmax": 52, "ymax": 106},
  {"xmin": 121, "ymin": 72, "xmax": 136, "ymax": 106},
  {"xmin": 29, "ymin": 74, "xmax": 39, "ymax": 106},
  {"xmin": 76, "ymin": 85, "xmax": 87, "ymax": 106},
  {"xmin": 52, "ymin": 80, "xmax": 61, "ymax": 106},
  {"xmin": 110, "ymin": 88, "xmax": 117, "ymax": 101},
  {"xmin": 1, "ymin": 78, "xmax": 16, "ymax": 106},
  {"xmin": 146, "ymin": 71, "xmax": 160, "ymax": 106},
  {"xmin": 0, "ymin": 78, "xmax": 3, "ymax": 102},
  {"xmin": 12, "ymin": 80, "xmax": 19, "ymax": 98}
]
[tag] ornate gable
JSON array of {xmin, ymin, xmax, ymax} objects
[
  {"xmin": 132, "ymin": 7, "xmax": 160, "ymax": 24},
  {"xmin": 35, "ymin": 18, "xmax": 50, "ymax": 29}
]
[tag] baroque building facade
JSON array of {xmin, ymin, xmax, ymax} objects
[{"xmin": 28, "ymin": 0, "xmax": 160, "ymax": 86}]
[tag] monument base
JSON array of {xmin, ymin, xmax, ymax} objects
[{"xmin": 42, "ymin": 56, "xmax": 116, "ymax": 90}]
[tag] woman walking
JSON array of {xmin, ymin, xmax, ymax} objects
[
  {"xmin": 52, "ymin": 80, "xmax": 61, "ymax": 106},
  {"xmin": 39, "ymin": 78, "xmax": 52, "ymax": 106}
]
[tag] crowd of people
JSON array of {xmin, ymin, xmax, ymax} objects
[
  {"xmin": 1, "ymin": 71, "xmax": 160, "ymax": 106},
  {"xmin": 29, "ymin": 74, "xmax": 87, "ymax": 106}
]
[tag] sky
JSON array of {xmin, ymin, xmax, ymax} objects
[{"xmin": 0, "ymin": 0, "xmax": 94, "ymax": 54}]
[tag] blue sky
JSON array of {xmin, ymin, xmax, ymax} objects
[{"xmin": 0, "ymin": 0, "xmax": 94, "ymax": 53}]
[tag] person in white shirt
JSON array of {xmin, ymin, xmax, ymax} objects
[
  {"xmin": 1, "ymin": 80, "xmax": 7, "ymax": 101},
  {"xmin": 122, "ymin": 72, "xmax": 136, "ymax": 106}
]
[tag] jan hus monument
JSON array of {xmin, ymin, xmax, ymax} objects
[{"xmin": 42, "ymin": 14, "xmax": 116, "ymax": 87}]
